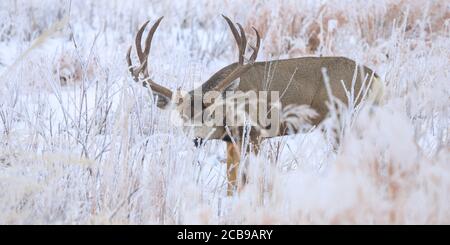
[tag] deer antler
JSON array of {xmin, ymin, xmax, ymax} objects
[
  {"xmin": 212, "ymin": 15, "xmax": 261, "ymax": 92},
  {"xmin": 127, "ymin": 17, "xmax": 173, "ymax": 101}
]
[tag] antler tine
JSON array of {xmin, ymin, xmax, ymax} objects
[
  {"xmin": 236, "ymin": 23, "xmax": 247, "ymax": 65},
  {"xmin": 142, "ymin": 16, "xmax": 164, "ymax": 76},
  {"xmin": 144, "ymin": 17, "xmax": 164, "ymax": 56},
  {"xmin": 126, "ymin": 46, "xmax": 138, "ymax": 81},
  {"xmin": 222, "ymin": 15, "xmax": 242, "ymax": 50},
  {"xmin": 212, "ymin": 65, "xmax": 253, "ymax": 93},
  {"xmin": 135, "ymin": 20, "xmax": 151, "ymax": 63},
  {"xmin": 249, "ymin": 27, "xmax": 261, "ymax": 62},
  {"xmin": 209, "ymin": 17, "xmax": 262, "ymax": 94}
]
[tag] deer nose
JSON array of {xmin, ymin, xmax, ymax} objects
[{"xmin": 193, "ymin": 138, "xmax": 204, "ymax": 147}]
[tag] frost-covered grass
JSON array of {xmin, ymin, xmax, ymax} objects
[{"xmin": 0, "ymin": 0, "xmax": 449, "ymax": 224}]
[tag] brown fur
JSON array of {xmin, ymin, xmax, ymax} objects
[{"xmin": 197, "ymin": 56, "xmax": 378, "ymax": 142}]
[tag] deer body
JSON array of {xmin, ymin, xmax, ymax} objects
[
  {"xmin": 195, "ymin": 56, "xmax": 382, "ymax": 142},
  {"xmin": 127, "ymin": 16, "xmax": 384, "ymax": 196}
]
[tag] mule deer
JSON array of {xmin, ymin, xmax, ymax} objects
[{"xmin": 127, "ymin": 16, "xmax": 384, "ymax": 195}]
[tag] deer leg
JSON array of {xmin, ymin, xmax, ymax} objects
[
  {"xmin": 238, "ymin": 140, "xmax": 261, "ymax": 193},
  {"xmin": 226, "ymin": 141, "xmax": 241, "ymax": 196},
  {"xmin": 251, "ymin": 141, "xmax": 261, "ymax": 155}
]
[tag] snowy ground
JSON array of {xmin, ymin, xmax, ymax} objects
[{"xmin": 0, "ymin": 0, "xmax": 449, "ymax": 224}]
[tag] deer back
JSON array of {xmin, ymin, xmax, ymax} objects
[{"xmin": 237, "ymin": 56, "xmax": 378, "ymax": 126}]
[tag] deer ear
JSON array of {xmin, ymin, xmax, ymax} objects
[{"xmin": 223, "ymin": 78, "xmax": 240, "ymax": 92}]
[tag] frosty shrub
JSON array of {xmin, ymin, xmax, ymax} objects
[{"xmin": 0, "ymin": 0, "xmax": 448, "ymax": 224}]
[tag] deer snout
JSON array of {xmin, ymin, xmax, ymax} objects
[{"xmin": 193, "ymin": 138, "xmax": 204, "ymax": 147}]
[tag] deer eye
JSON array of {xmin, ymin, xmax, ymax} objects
[{"xmin": 175, "ymin": 97, "xmax": 184, "ymax": 105}]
